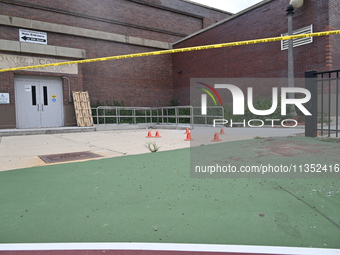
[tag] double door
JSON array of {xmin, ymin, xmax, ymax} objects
[{"xmin": 15, "ymin": 76, "xmax": 64, "ymax": 128}]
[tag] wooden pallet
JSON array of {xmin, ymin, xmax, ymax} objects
[{"xmin": 72, "ymin": 91, "xmax": 93, "ymax": 127}]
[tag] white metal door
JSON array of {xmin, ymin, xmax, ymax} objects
[
  {"xmin": 40, "ymin": 79, "xmax": 64, "ymax": 128},
  {"xmin": 15, "ymin": 76, "xmax": 64, "ymax": 128},
  {"xmin": 15, "ymin": 80, "xmax": 41, "ymax": 128}
]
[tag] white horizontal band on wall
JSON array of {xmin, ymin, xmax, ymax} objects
[
  {"xmin": 0, "ymin": 15, "xmax": 172, "ymax": 50},
  {"xmin": 0, "ymin": 39, "xmax": 86, "ymax": 59}
]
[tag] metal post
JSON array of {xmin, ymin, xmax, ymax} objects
[
  {"xmin": 190, "ymin": 106, "xmax": 194, "ymax": 129},
  {"xmin": 150, "ymin": 108, "xmax": 152, "ymax": 124},
  {"xmin": 175, "ymin": 107, "xmax": 178, "ymax": 126},
  {"xmin": 321, "ymin": 75, "xmax": 324, "ymax": 136},
  {"xmin": 162, "ymin": 107, "xmax": 164, "ymax": 124},
  {"xmin": 133, "ymin": 108, "xmax": 136, "ymax": 124},
  {"xmin": 328, "ymin": 73, "xmax": 332, "ymax": 137},
  {"xmin": 96, "ymin": 107, "xmax": 99, "ymax": 124},
  {"xmin": 305, "ymin": 70, "xmax": 318, "ymax": 137},
  {"xmin": 336, "ymin": 71, "xmax": 339, "ymax": 138},
  {"xmin": 287, "ymin": 4, "xmax": 297, "ymax": 116}
]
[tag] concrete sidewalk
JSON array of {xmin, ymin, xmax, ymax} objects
[{"xmin": 0, "ymin": 126, "xmax": 303, "ymax": 171}]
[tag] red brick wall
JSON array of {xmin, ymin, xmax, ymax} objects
[
  {"xmin": 172, "ymin": 0, "xmax": 334, "ymax": 105},
  {"xmin": 80, "ymin": 40, "xmax": 174, "ymax": 106},
  {"xmin": 0, "ymin": 0, "xmax": 230, "ymax": 115},
  {"xmin": 0, "ymin": 72, "xmax": 15, "ymax": 107},
  {"xmin": 0, "ymin": 0, "xmax": 230, "ymax": 43}
]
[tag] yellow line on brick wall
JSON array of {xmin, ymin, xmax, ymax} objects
[{"xmin": 1, "ymin": 30, "xmax": 340, "ymax": 73}]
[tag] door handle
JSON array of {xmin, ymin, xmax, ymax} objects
[
  {"xmin": 41, "ymin": 104, "xmax": 44, "ymax": 111},
  {"xmin": 37, "ymin": 104, "xmax": 40, "ymax": 111}
]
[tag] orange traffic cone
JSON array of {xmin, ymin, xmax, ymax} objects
[
  {"xmin": 155, "ymin": 131, "xmax": 161, "ymax": 138},
  {"xmin": 220, "ymin": 128, "xmax": 225, "ymax": 135},
  {"xmin": 146, "ymin": 131, "xmax": 153, "ymax": 138},
  {"xmin": 184, "ymin": 128, "xmax": 190, "ymax": 134},
  {"xmin": 185, "ymin": 132, "xmax": 193, "ymax": 141},
  {"xmin": 212, "ymin": 133, "xmax": 222, "ymax": 142}
]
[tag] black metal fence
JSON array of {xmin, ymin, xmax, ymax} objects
[{"xmin": 305, "ymin": 70, "xmax": 340, "ymax": 137}]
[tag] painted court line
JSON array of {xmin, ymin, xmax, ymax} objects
[{"xmin": 0, "ymin": 243, "xmax": 339, "ymax": 254}]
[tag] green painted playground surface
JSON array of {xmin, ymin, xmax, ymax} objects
[{"xmin": 0, "ymin": 137, "xmax": 339, "ymax": 248}]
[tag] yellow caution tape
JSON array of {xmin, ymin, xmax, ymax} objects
[{"xmin": 1, "ymin": 30, "xmax": 340, "ymax": 73}]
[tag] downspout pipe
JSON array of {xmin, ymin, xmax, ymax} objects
[{"xmin": 61, "ymin": 76, "xmax": 72, "ymax": 102}]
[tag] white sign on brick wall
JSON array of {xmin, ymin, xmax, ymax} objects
[
  {"xmin": 0, "ymin": 93, "xmax": 10, "ymax": 104},
  {"xmin": 19, "ymin": 29, "xmax": 47, "ymax": 45}
]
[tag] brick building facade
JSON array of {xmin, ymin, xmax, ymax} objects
[
  {"xmin": 172, "ymin": 0, "xmax": 340, "ymax": 105},
  {"xmin": 0, "ymin": 0, "xmax": 338, "ymax": 129},
  {"xmin": 0, "ymin": 0, "xmax": 230, "ymax": 129}
]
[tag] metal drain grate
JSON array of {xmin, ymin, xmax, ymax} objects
[{"xmin": 39, "ymin": 151, "xmax": 102, "ymax": 163}]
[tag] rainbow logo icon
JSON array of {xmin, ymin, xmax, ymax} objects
[{"xmin": 196, "ymin": 82, "xmax": 223, "ymax": 106}]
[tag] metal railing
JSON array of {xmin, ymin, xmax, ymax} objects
[
  {"xmin": 305, "ymin": 70, "xmax": 340, "ymax": 137},
  {"xmin": 91, "ymin": 106, "xmax": 224, "ymax": 129}
]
